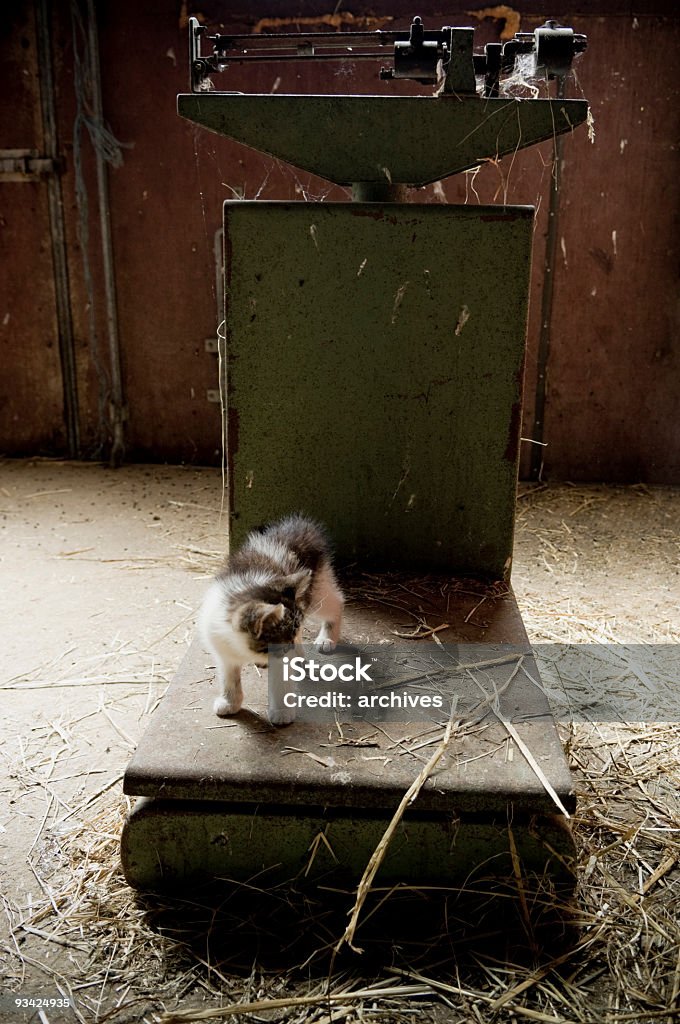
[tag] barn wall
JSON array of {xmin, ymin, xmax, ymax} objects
[{"xmin": 0, "ymin": 1, "xmax": 678, "ymax": 481}]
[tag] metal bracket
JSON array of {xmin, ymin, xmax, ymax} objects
[
  {"xmin": 0, "ymin": 149, "xmax": 59, "ymax": 182},
  {"xmin": 439, "ymin": 27, "xmax": 477, "ymax": 95}
]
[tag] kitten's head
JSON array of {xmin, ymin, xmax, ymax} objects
[{"xmin": 237, "ymin": 569, "xmax": 312, "ymax": 656}]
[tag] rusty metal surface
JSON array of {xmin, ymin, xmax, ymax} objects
[
  {"xmin": 123, "ymin": 580, "xmax": 574, "ymax": 816},
  {"xmin": 1, "ymin": 3, "xmax": 678, "ymax": 480}
]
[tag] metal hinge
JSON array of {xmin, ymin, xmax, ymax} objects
[
  {"xmin": 205, "ymin": 338, "xmax": 226, "ymax": 403},
  {"xmin": 0, "ymin": 149, "xmax": 59, "ymax": 182}
]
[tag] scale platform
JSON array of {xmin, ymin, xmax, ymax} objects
[{"xmin": 121, "ymin": 575, "xmax": 575, "ymax": 891}]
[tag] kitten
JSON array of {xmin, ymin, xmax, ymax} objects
[{"xmin": 198, "ymin": 514, "xmax": 344, "ymax": 726}]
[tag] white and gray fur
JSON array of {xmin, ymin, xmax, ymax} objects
[{"xmin": 198, "ymin": 514, "xmax": 344, "ymax": 726}]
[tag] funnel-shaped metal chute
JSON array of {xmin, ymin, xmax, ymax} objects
[{"xmin": 177, "ymin": 93, "xmax": 588, "ymax": 188}]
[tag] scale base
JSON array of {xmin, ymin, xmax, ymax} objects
[{"xmin": 122, "ymin": 577, "xmax": 576, "ymax": 893}]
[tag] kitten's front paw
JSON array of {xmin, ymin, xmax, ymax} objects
[
  {"xmin": 214, "ymin": 695, "xmax": 243, "ymax": 717},
  {"xmin": 268, "ymin": 705, "xmax": 296, "ymax": 727},
  {"xmin": 313, "ymin": 631, "xmax": 337, "ymax": 654}
]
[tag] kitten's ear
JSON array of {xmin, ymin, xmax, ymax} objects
[
  {"xmin": 285, "ymin": 569, "xmax": 312, "ymax": 598},
  {"xmin": 254, "ymin": 602, "xmax": 286, "ymax": 638}
]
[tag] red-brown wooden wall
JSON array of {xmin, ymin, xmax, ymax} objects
[{"xmin": 1, "ymin": 1, "xmax": 678, "ymax": 481}]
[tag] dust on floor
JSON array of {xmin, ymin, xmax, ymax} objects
[{"xmin": 0, "ymin": 460, "xmax": 678, "ymax": 1023}]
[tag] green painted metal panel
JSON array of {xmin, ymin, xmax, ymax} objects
[
  {"xmin": 178, "ymin": 94, "xmax": 589, "ymax": 187},
  {"xmin": 121, "ymin": 797, "xmax": 575, "ymax": 891},
  {"xmin": 224, "ymin": 201, "xmax": 533, "ymax": 577}
]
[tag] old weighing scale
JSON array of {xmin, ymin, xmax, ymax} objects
[{"xmin": 122, "ymin": 16, "xmax": 588, "ymax": 892}]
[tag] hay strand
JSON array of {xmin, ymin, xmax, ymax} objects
[
  {"xmin": 158, "ymin": 983, "xmax": 431, "ymax": 1022},
  {"xmin": 335, "ymin": 714, "xmax": 457, "ymax": 954}
]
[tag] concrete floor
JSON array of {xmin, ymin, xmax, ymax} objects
[
  {"xmin": 0, "ymin": 459, "xmax": 678, "ymax": 1018},
  {"xmin": 1, "ymin": 462, "xmax": 224, "ymax": 951}
]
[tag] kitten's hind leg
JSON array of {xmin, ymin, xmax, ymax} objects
[
  {"xmin": 311, "ymin": 565, "xmax": 344, "ymax": 653},
  {"xmin": 214, "ymin": 663, "xmax": 243, "ymax": 717}
]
